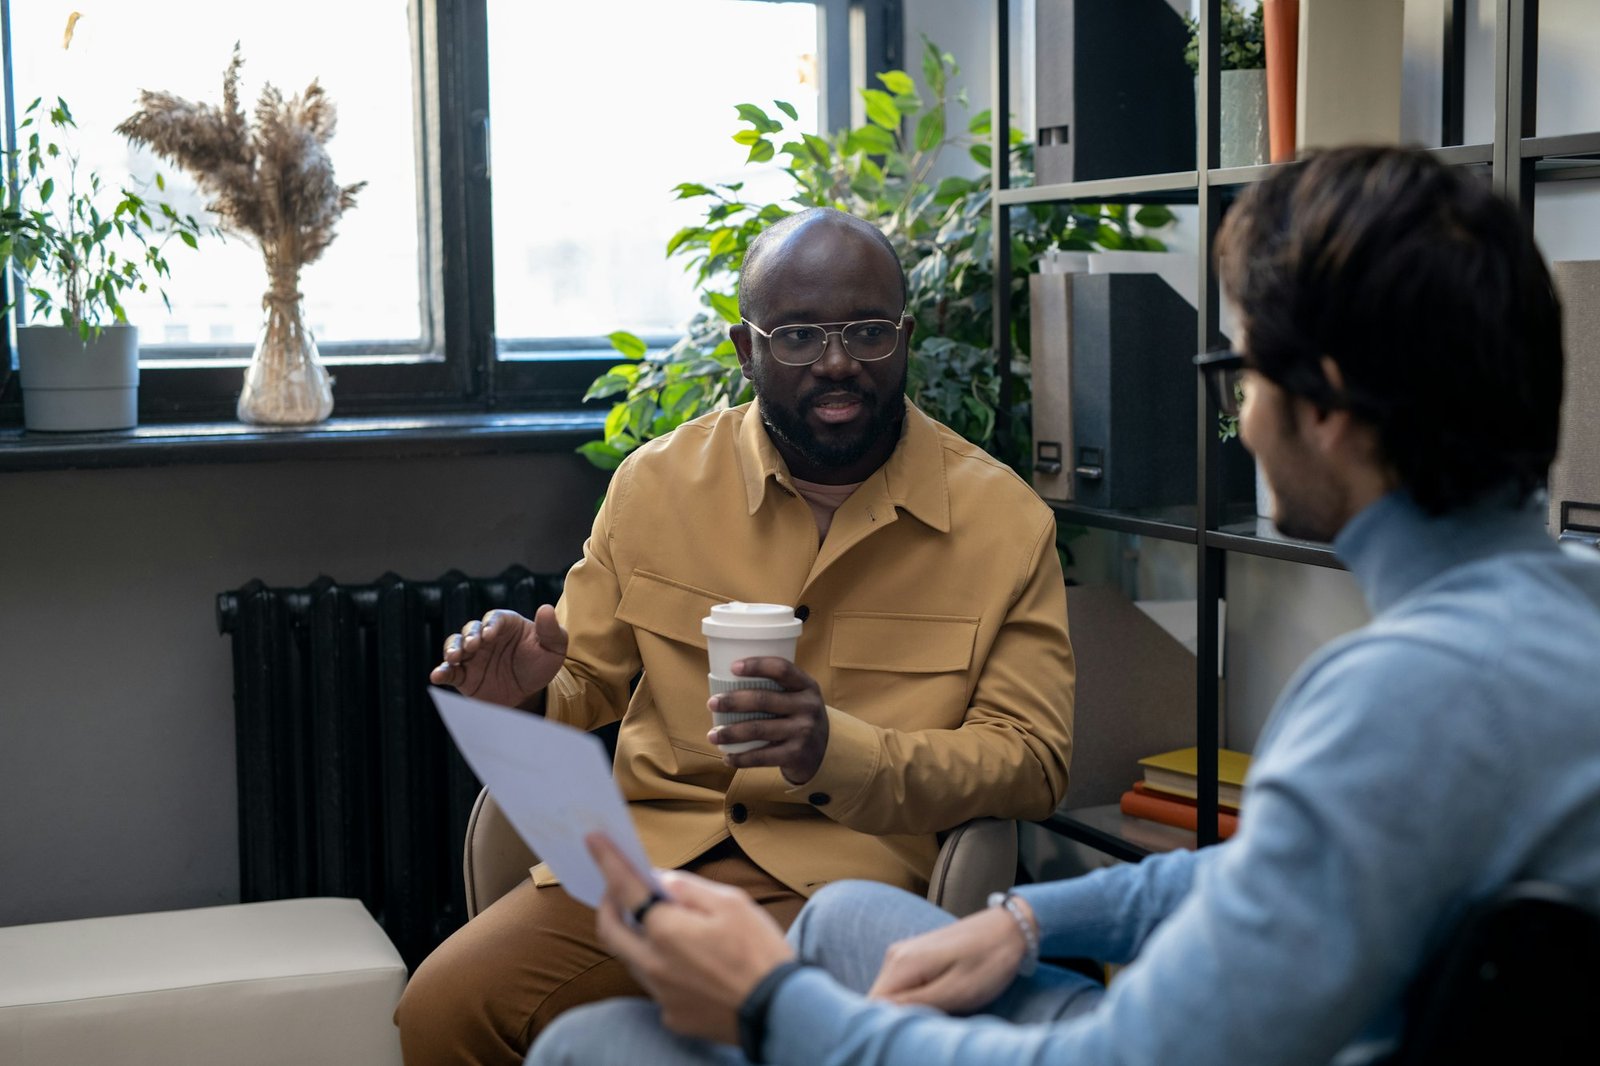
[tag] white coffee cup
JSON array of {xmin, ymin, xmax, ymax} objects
[{"xmin": 702, "ymin": 602, "xmax": 803, "ymax": 754}]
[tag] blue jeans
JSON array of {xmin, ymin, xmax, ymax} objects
[{"xmin": 527, "ymin": 880, "xmax": 1103, "ymax": 1066}]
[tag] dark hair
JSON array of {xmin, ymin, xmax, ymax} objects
[
  {"xmin": 1215, "ymin": 145, "xmax": 1564, "ymax": 515},
  {"xmin": 739, "ymin": 207, "xmax": 908, "ymax": 321}
]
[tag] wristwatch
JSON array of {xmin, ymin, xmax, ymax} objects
[{"xmin": 987, "ymin": 891, "xmax": 1040, "ymax": 977}]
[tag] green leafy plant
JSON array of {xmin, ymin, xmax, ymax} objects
[
  {"xmin": 1183, "ymin": 1, "xmax": 1266, "ymax": 74},
  {"xmin": 1218, "ymin": 379, "xmax": 1245, "ymax": 441},
  {"xmin": 0, "ymin": 96, "xmax": 207, "ymax": 339},
  {"xmin": 579, "ymin": 39, "xmax": 1175, "ymax": 479}
]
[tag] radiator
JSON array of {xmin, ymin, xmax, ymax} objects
[{"xmin": 216, "ymin": 567, "xmax": 565, "ymax": 970}]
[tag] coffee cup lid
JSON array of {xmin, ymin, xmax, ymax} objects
[{"xmin": 701, "ymin": 601, "xmax": 803, "ymax": 639}]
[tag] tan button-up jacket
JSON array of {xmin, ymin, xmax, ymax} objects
[{"xmin": 538, "ymin": 399, "xmax": 1074, "ymax": 897}]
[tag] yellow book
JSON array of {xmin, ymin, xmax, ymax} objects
[{"xmin": 1137, "ymin": 747, "xmax": 1252, "ymax": 810}]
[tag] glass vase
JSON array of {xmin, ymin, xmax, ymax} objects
[{"xmin": 236, "ymin": 287, "xmax": 334, "ymax": 425}]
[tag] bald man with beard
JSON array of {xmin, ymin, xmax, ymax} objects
[{"xmin": 394, "ymin": 208, "xmax": 1075, "ymax": 1066}]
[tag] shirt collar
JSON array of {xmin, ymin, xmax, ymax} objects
[
  {"xmin": 738, "ymin": 397, "xmax": 952, "ymax": 533},
  {"xmin": 1333, "ymin": 486, "xmax": 1555, "ymax": 616}
]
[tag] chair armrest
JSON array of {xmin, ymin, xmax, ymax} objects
[
  {"xmin": 463, "ymin": 787, "xmax": 539, "ymax": 920},
  {"xmin": 926, "ymin": 818, "xmax": 1018, "ymax": 918},
  {"xmin": 464, "ymin": 787, "xmax": 1017, "ymax": 922}
]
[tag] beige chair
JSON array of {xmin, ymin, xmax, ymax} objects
[{"xmin": 464, "ymin": 786, "xmax": 1016, "ymax": 920}]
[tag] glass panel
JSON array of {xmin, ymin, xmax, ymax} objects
[
  {"xmin": 487, "ymin": 0, "xmax": 820, "ymax": 352},
  {"xmin": 1533, "ymin": 183, "xmax": 1600, "ymax": 265},
  {"xmin": 1536, "ymin": 0, "xmax": 1600, "ymax": 138},
  {"xmin": 1398, "ymin": 0, "xmax": 1497, "ymax": 148},
  {"xmin": 8, "ymin": 3, "xmax": 424, "ymax": 358}
]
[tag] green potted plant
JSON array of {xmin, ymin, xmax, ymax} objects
[
  {"xmin": 579, "ymin": 38, "xmax": 1175, "ymax": 488},
  {"xmin": 1, "ymin": 96, "xmax": 205, "ymax": 431},
  {"xmin": 1184, "ymin": 0, "xmax": 1268, "ymax": 168}
]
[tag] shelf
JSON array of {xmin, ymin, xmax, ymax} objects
[
  {"xmin": 1207, "ymin": 162, "xmax": 1279, "ymax": 188},
  {"xmin": 1049, "ymin": 501, "xmax": 1199, "ymax": 544},
  {"xmin": 1205, "ymin": 519, "xmax": 1345, "ymax": 569},
  {"xmin": 997, "ymin": 171, "xmax": 1198, "ymax": 207},
  {"xmin": 1523, "ymin": 132, "xmax": 1600, "ymax": 184},
  {"xmin": 1428, "ymin": 143, "xmax": 1495, "ymax": 167},
  {"xmin": 1021, "ymin": 142, "xmax": 1493, "ymax": 205},
  {"xmin": 1207, "ymin": 144, "xmax": 1492, "ymax": 190},
  {"xmin": 1520, "ymin": 131, "xmax": 1600, "ymax": 162},
  {"xmin": 1039, "ymin": 804, "xmax": 1196, "ymax": 863},
  {"xmin": 1534, "ymin": 159, "xmax": 1600, "ymax": 184}
]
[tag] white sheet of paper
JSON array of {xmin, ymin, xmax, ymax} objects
[{"xmin": 429, "ymin": 688, "xmax": 658, "ymax": 908}]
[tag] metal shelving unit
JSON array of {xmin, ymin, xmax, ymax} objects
[{"xmin": 996, "ymin": 0, "xmax": 1591, "ymax": 862}]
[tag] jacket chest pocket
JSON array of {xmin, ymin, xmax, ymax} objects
[
  {"xmin": 615, "ymin": 569, "xmax": 726, "ymax": 651},
  {"xmin": 615, "ymin": 570, "xmax": 728, "ymax": 763},
  {"xmin": 827, "ymin": 612, "xmax": 978, "ymax": 729}
]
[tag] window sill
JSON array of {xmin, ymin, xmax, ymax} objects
[{"xmin": 0, "ymin": 410, "xmax": 609, "ymax": 474}]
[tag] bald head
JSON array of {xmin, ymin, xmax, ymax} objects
[{"xmin": 738, "ymin": 208, "xmax": 907, "ymax": 323}]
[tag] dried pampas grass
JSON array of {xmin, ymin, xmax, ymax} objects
[
  {"xmin": 117, "ymin": 46, "xmax": 364, "ymax": 289},
  {"xmin": 118, "ymin": 46, "xmax": 365, "ymax": 424}
]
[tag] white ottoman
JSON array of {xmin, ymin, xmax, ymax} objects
[{"xmin": 0, "ymin": 897, "xmax": 407, "ymax": 1066}]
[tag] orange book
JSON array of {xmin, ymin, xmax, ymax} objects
[
  {"xmin": 1121, "ymin": 785, "xmax": 1239, "ymax": 840},
  {"xmin": 1132, "ymin": 779, "xmax": 1241, "ymax": 814}
]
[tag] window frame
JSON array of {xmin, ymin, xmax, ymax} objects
[{"xmin": 0, "ymin": 0, "xmax": 900, "ymax": 427}]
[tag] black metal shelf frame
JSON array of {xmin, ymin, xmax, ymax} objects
[
  {"xmin": 1049, "ymin": 503, "xmax": 1198, "ymax": 545},
  {"xmin": 1040, "ymin": 811, "xmax": 1154, "ymax": 865},
  {"xmin": 1204, "ymin": 528, "xmax": 1344, "ymax": 570}
]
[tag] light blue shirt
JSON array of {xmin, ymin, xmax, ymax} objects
[{"xmin": 764, "ymin": 491, "xmax": 1600, "ymax": 1065}]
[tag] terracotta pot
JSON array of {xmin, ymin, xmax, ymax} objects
[{"xmin": 1263, "ymin": 0, "xmax": 1300, "ymax": 162}]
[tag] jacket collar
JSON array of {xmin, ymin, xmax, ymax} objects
[{"xmin": 738, "ymin": 397, "xmax": 952, "ymax": 533}]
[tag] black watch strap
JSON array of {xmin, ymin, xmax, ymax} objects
[{"xmin": 737, "ymin": 959, "xmax": 808, "ymax": 1063}]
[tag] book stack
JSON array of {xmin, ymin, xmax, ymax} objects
[{"xmin": 1119, "ymin": 747, "xmax": 1252, "ymax": 840}]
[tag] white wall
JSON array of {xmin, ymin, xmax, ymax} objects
[
  {"xmin": 902, "ymin": 0, "xmax": 1031, "ymax": 184},
  {"xmin": 0, "ymin": 452, "xmax": 606, "ymax": 926}
]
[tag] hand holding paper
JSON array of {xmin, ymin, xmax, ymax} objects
[{"xmin": 429, "ymin": 687, "xmax": 660, "ymax": 908}]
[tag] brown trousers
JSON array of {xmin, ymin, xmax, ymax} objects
[{"xmin": 394, "ymin": 841, "xmax": 807, "ymax": 1066}]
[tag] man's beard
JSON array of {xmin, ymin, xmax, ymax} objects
[
  {"xmin": 1258, "ymin": 446, "xmax": 1345, "ymax": 543},
  {"xmin": 752, "ymin": 364, "xmax": 907, "ymax": 473}
]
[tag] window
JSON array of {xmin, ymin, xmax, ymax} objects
[
  {"xmin": 487, "ymin": 1, "xmax": 820, "ymax": 355},
  {"xmin": 7, "ymin": 0, "xmax": 426, "ymax": 357},
  {"xmin": 0, "ymin": 0, "xmax": 896, "ymax": 424}
]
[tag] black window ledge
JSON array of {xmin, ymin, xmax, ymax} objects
[{"xmin": 0, "ymin": 410, "xmax": 609, "ymax": 474}]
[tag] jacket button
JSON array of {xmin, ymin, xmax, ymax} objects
[
  {"xmin": 808, "ymin": 792, "xmax": 830, "ymax": 806},
  {"xmin": 795, "ymin": 605, "xmax": 810, "ymax": 622},
  {"xmin": 729, "ymin": 803, "xmax": 749, "ymax": 823}
]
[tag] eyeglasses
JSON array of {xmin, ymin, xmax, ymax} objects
[
  {"xmin": 740, "ymin": 313, "xmax": 908, "ymax": 367},
  {"xmin": 1193, "ymin": 348, "xmax": 1249, "ymax": 418}
]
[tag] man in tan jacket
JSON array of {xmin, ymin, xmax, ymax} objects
[{"xmin": 395, "ymin": 207, "xmax": 1074, "ymax": 1066}]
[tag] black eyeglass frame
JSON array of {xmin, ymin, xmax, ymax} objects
[{"xmin": 1193, "ymin": 348, "xmax": 1248, "ymax": 418}]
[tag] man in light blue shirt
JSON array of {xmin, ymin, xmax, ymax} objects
[{"xmin": 527, "ymin": 146, "xmax": 1600, "ymax": 1065}]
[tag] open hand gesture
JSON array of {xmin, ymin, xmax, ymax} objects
[{"xmin": 429, "ymin": 605, "xmax": 568, "ymax": 709}]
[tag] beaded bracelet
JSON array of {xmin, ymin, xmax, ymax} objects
[{"xmin": 987, "ymin": 891, "xmax": 1040, "ymax": 977}]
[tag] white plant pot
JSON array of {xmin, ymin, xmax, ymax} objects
[{"xmin": 17, "ymin": 324, "xmax": 139, "ymax": 432}]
